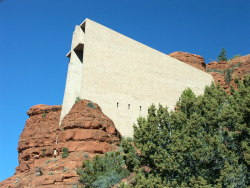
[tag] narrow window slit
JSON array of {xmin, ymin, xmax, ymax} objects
[
  {"xmin": 117, "ymin": 102, "xmax": 119, "ymax": 108},
  {"xmin": 128, "ymin": 104, "xmax": 130, "ymax": 109}
]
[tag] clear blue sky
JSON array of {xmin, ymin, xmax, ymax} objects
[{"xmin": 0, "ymin": 0, "xmax": 249, "ymax": 181}]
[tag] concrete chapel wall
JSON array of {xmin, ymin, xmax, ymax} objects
[
  {"xmin": 61, "ymin": 19, "xmax": 214, "ymax": 137},
  {"xmin": 60, "ymin": 26, "xmax": 84, "ymax": 122}
]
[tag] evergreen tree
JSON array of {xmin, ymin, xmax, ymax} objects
[
  {"xmin": 218, "ymin": 48, "xmax": 228, "ymax": 62},
  {"xmin": 77, "ymin": 75, "xmax": 250, "ymax": 187},
  {"xmin": 132, "ymin": 77, "xmax": 250, "ymax": 187},
  {"xmin": 121, "ymin": 138, "xmax": 140, "ymax": 172},
  {"xmin": 224, "ymin": 68, "xmax": 233, "ymax": 85}
]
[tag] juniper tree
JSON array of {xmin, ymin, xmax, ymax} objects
[
  {"xmin": 77, "ymin": 76, "xmax": 250, "ymax": 187},
  {"xmin": 132, "ymin": 77, "xmax": 250, "ymax": 187},
  {"xmin": 218, "ymin": 48, "xmax": 228, "ymax": 62}
]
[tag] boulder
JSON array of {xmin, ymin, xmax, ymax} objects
[{"xmin": 169, "ymin": 51, "xmax": 206, "ymax": 71}]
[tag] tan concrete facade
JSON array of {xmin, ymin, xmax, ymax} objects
[{"xmin": 60, "ymin": 18, "xmax": 214, "ymax": 137}]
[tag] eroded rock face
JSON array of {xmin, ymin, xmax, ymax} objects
[
  {"xmin": 17, "ymin": 105, "xmax": 62, "ymax": 174},
  {"xmin": 169, "ymin": 51, "xmax": 206, "ymax": 71},
  {"xmin": 169, "ymin": 51, "xmax": 250, "ymax": 91},
  {"xmin": 58, "ymin": 100, "xmax": 120, "ymax": 154},
  {"xmin": 0, "ymin": 100, "xmax": 120, "ymax": 188},
  {"xmin": 206, "ymin": 55, "xmax": 250, "ymax": 90}
]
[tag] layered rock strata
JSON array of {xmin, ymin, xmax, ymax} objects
[
  {"xmin": 169, "ymin": 51, "xmax": 206, "ymax": 71},
  {"xmin": 0, "ymin": 100, "xmax": 120, "ymax": 188}
]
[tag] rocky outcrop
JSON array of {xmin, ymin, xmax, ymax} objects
[
  {"xmin": 17, "ymin": 105, "xmax": 62, "ymax": 174},
  {"xmin": 58, "ymin": 100, "xmax": 120, "ymax": 155},
  {"xmin": 0, "ymin": 100, "xmax": 120, "ymax": 188},
  {"xmin": 169, "ymin": 51, "xmax": 206, "ymax": 71},
  {"xmin": 206, "ymin": 55, "xmax": 250, "ymax": 90},
  {"xmin": 169, "ymin": 51, "xmax": 250, "ymax": 90}
]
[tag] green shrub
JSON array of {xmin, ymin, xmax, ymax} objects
[
  {"xmin": 206, "ymin": 68, "xmax": 225, "ymax": 74},
  {"xmin": 129, "ymin": 171, "xmax": 166, "ymax": 188},
  {"xmin": 62, "ymin": 147, "xmax": 69, "ymax": 158},
  {"xmin": 77, "ymin": 151, "xmax": 130, "ymax": 188},
  {"xmin": 42, "ymin": 112, "xmax": 47, "ymax": 118},
  {"xmin": 87, "ymin": 102, "xmax": 96, "ymax": 109},
  {"xmin": 231, "ymin": 62, "xmax": 242, "ymax": 68},
  {"xmin": 124, "ymin": 137, "xmax": 133, "ymax": 142},
  {"xmin": 230, "ymin": 54, "xmax": 241, "ymax": 60},
  {"xmin": 41, "ymin": 149, "xmax": 46, "ymax": 157},
  {"xmin": 224, "ymin": 68, "xmax": 234, "ymax": 85},
  {"xmin": 83, "ymin": 152, "xmax": 89, "ymax": 159},
  {"xmin": 121, "ymin": 138, "xmax": 140, "ymax": 171},
  {"xmin": 48, "ymin": 171, "xmax": 54, "ymax": 175},
  {"xmin": 62, "ymin": 167, "xmax": 68, "ymax": 172},
  {"xmin": 75, "ymin": 97, "xmax": 82, "ymax": 103}
]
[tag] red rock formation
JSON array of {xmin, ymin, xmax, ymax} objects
[
  {"xmin": 58, "ymin": 100, "xmax": 120, "ymax": 155},
  {"xmin": 0, "ymin": 100, "xmax": 120, "ymax": 188},
  {"xmin": 17, "ymin": 104, "xmax": 61, "ymax": 174},
  {"xmin": 229, "ymin": 55, "xmax": 250, "ymax": 77},
  {"xmin": 169, "ymin": 51, "xmax": 206, "ymax": 71},
  {"xmin": 206, "ymin": 55, "xmax": 250, "ymax": 90},
  {"xmin": 169, "ymin": 51, "xmax": 250, "ymax": 91}
]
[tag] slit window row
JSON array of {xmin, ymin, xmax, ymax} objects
[{"xmin": 116, "ymin": 102, "xmax": 142, "ymax": 111}]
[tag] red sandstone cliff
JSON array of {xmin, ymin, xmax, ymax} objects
[
  {"xmin": 206, "ymin": 55, "xmax": 250, "ymax": 89},
  {"xmin": 169, "ymin": 51, "xmax": 250, "ymax": 90},
  {"xmin": 0, "ymin": 100, "xmax": 120, "ymax": 188},
  {"xmin": 169, "ymin": 51, "xmax": 206, "ymax": 71}
]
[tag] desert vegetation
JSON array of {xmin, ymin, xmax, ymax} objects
[
  {"xmin": 77, "ymin": 75, "xmax": 250, "ymax": 187},
  {"xmin": 77, "ymin": 151, "xmax": 130, "ymax": 188},
  {"xmin": 218, "ymin": 48, "xmax": 228, "ymax": 62}
]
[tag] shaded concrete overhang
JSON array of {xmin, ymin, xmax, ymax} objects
[{"xmin": 66, "ymin": 51, "xmax": 71, "ymax": 58}]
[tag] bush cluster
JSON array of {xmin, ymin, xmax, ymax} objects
[
  {"xmin": 87, "ymin": 102, "xmax": 96, "ymax": 109},
  {"xmin": 131, "ymin": 75, "xmax": 250, "ymax": 187},
  {"xmin": 77, "ymin": 152, "xmax": 130, "ymax": 188},
  {"xmin": 77, "ymin": 75, "xmax": 250, "ymax": 187},
  {"xmin": 75, "ymin": 97, "xmax": 82, "ymax": 103},
  {"xmin": 62, "ymin": 147, "xmax": 69, "ymax": 158}
]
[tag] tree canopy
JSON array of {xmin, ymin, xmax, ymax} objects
[
  {"xmin": 77, "ymin": 75, "xmax": 250, "ymax": 187},
  {"xmin": 132, "ymin": 75, "xmax": 250, "ymax": 187}
]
